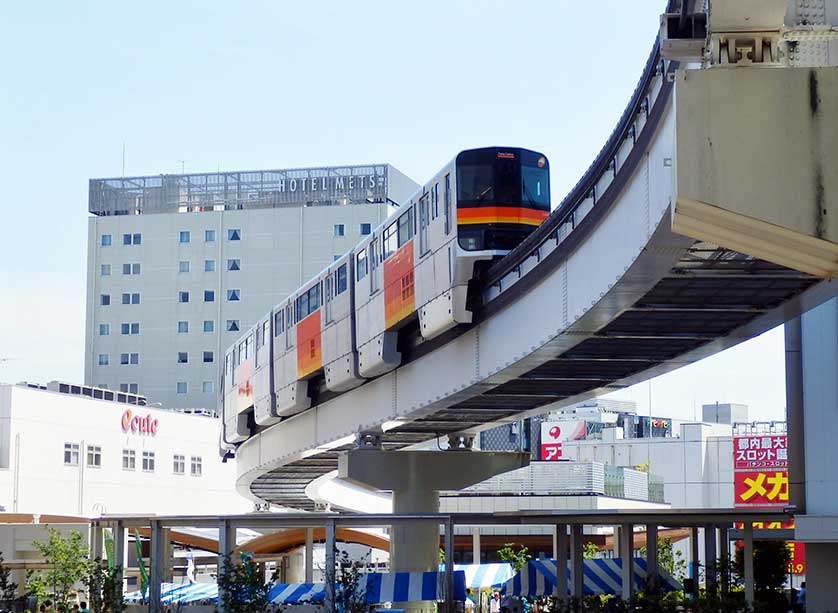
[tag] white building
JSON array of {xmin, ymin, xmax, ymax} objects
[
  {"xmin": 84, "ymin": 164, "xmax": 418, "ymax": 409},
  {"xmin": 0, "ymin": 382, "xmax": 251, "ymax": 517}
]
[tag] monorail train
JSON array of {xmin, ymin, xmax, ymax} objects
[{"xmin": 222, "ymin": 147, "xmax": 551, "ymax": 443}]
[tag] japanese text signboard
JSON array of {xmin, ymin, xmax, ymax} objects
[
  {"xmin": 540, "ymin": 421, "xmax": 586, "ymax": 461},
  {"xmin": 733, "ymin": 434, "xmax": 788, "ymax": 470},
  {"xmin": 733, "ymin": 433, "xmax": 788, "ymax": 508}
]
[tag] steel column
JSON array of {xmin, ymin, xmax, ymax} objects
[
  {"xmin": 324, "ymin": 519, "xmax": 336, "ymax": 613},
  {"xmin": 444, "ymin": 518, "xmax": 454, "ymax": 613},
  {"xmin": 112, "ymin": 522, "xmax": 125, "ymax": 610},
  {"xmin": 471, "ymin": 527, "xmax": 481, "ymax": 565},
  {"xmin": 719, "ymin": 526, "xmax": 730, "ymax": 593},
  {"xmin": 218, "ymin": 519, "xmax": 236, "ymax": 613},
  {"xmin": 305, "ymin": 527, "xmax": 314, "ymax": 583},
  {"xmin": 646, "ymin": 524, "xmax": 658, "ymax": 592},
  {"xmin": 570, "ymin": 524, "xmax": 584, "ymax": 598},
  {"xmin": 554, "ymin": 524, "xmax": 568, "ymax": 601},
  {"xmin": 704, "ymin": 525, "xmax": 717, "ymax": 592},
  {"xmin": 743, "ymin": 523, "xmax": 755, "ymax": 606},
  {"xmin": 690, "ymin": 527, "xmax": 699, "ymax": 594},
  {"xmin": 149, "ymin": 521, "xmax": 164, "ymax": 613},
  {"xmin": 619, "ymin": 524, "xmax": 634, "ymax": 601},
  {"xmin": 91, "ymin": 525, "xmax": 103, "ymax": 562}
]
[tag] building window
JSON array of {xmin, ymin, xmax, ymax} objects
[
  {"xmin": 204, "ymin": 260, "xmax": 215, "ymax": 272},
  {"xmin": 176, "ymin": 382, "xmax": 187, "ymax": 394},
  {"xmin": 120, "ymin": 353, "xmax": 139, "ymax": 365},
  {"xmin": 178, "ymin": 321, "xmax": 189, "ymax": 333},
  {"xmin": 203, "ymin": 320, "xmax": 214, "ymax": 333},
  {"xmin": 227, "ymin": 289, "xmax": 240, "ymax": 302},
  {"xmin": 142, "ymin": 451, "xmax": 155, "ymax": 472},
  {"xmin": 64, "ymin": 443, "xmax": 80, "ymax": 466},
  {"xmin": 100, "ymin": 264, "xmax": 111, "ymax": 276},
  {"xmin": 203, "ymin": 351, "xmax": 214, "ymax": 363},
  {"xmin": 227, "ymin": 259, "xmax": 240, "ymax": 271},
  {"xmin": 177, "ymin": 352, "xmax": 188, "ymax": 364},
  {"xmin": 179, "ymin": 231, "xmax": 190, "ymax": 243},
  {"xmin": 121, "ymin": 322, "xmax": 140, "ymax": 335},
  {"xmin": 121, "ymin": 293, "xmax": 140, "ymax": 305},
  {"xmin": 227, "ymin": 229, "xmax": 241, "ymax": 241},
  {"xmin": 100, "ymin": 294, "xmax": 110, "ymax": 306},
  {"xmin": 190, "ymin": 456, "xmax": 202, "ymax": 477},
  {"xmin": 334, "ymin": 224, "xmax": 345, "ymax": 237},
  {"xmin": 226, "ymin": 320, "xmax": 240, "ymax": 332},
  {"xmin": 122, "ymin": 449, "xmax": 136, "ymax": 471},
  {"xmin": 204, "ymin": 290, "xmax": 215, "ymax": 302},
  {"xmin": 173, "ymin": 454, "xmax": 185, "ymax": 475},
  {"xmin": 122, "ymin": 263, "xmax": 141, "ymax": 275},
  {"xmin": 122, "ymin": 234, "xmax": 131, "ymax": 245},
  {"xmin": 101, "ymin": 234, "xmax": 112, "ymax": 247},
  {"xmin": 86, "ymin": 445, "xmax": 102, "ymax": 468},
  {"xmin": 202, "ymin": 380, "xmax": 214, "ymax": 394},
  {"xmin": 98, "ymin": 354, "xmax": 109, "ymax": 366},
  {"xmin": 179, "ymin": 291, "xmax": 189, "ymax": 303},
  {"xmin": 123, "ymin": 233, "xmax": 141, "ymax": 246},
  {"xmin": 360, "ymin": 223, "xmax": 371, "ymax": 235},
  {"xmin": 205, "ymin": 230, "xmax": 216, "ymax": 242},
  {"xmin": 179, "ymin": 261, "xmax": 190, "ymax": 273},
  {"xmin": 99, "ymin": 323, "xmax": 110, "ymax": 336},
  {"xmin": 120, "ymin": 383, "xmax": 139, "ymax": 394}
]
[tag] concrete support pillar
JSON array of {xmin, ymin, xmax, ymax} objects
[
  {"xmin": 703, "ymin": 525, "xmax": 717, "ymax": 592},
  {"xmin": 91, "ymin": 524, "xmax": 104, "ymax": 562},
  {"xmin": 324, "ymin": 520, "xmax": 336, "ymax": 613},
  {"xmin": 471, "ymin": 527, "xmax": 480, "ymax": 565},
  {"xmin": 112, "ymin": 522, "xmax": 125, "ymax": 607},
  {"xmin": 553, "ymin": 525, "xmax": 568, "ymax": 601},
  {"xmin": 218, "ymin": 519, "xmax": 236, "ymax": 613},
  {"xmin": 443, "ymin": 518, "xmax": 454, "ymax": 613},
  {"xmin": 339, "ymin": 448, "xmax": 528, "ymax": 573},
  {"xmin": 619, "ymin": 524, "xmax": 634, "ymax": 601},
  {"xmin": 743, "ymin": 523, "xmax": 754, "ymax": 607},
  {"xmin": 161, "ymin": 528, "xmax": 173, "ymax": 583},
  {"xmin": 569, "ymin": 525, "xmax": 584, "ymax": 598},
  {"xmin": 611, "ymin": 525, "xmax": 621, "ymax": 556},
  {"xmin": 646, "ymin": 524, "xmax": 658, "ymax": 592},
  {"xmin": 149, "ymin": 521, "xmax": 164, "ymax": 613},
  {"xmin": 785, "ymin": 317, "xmax": 806, "ymax": 512},
  {"xmin": 304, "ymin": 528, "xmax": 314, "ymax": 583}
]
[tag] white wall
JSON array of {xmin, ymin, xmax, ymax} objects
[
  {"xmin": 562, "ymin": 423, "xmax": 735, "ymax": 508},
  {"xmin": 0, "ymin": 385, "xmax": 250, "ymax": 517}
]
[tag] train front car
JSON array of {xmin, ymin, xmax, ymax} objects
[{"xmin": 455, "ymin": 147, "xmax": 550, "ymax": 253}]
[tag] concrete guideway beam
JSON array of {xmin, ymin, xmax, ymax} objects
[
  {"xmin": 339, "ymin": 449, "xmax": 529, "ymax": 573},
  {"xmin": 672, "ymin": 66, "xmax": 838, "ymax": 278}
]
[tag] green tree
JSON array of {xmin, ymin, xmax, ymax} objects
[
  {"xmin": 335, "ymin": 550, "xmax": 370, "ymax": 613},
  {"xmin": 497, "ymin": 544, "xmax": 531, "ymax": 572},
  {"xmin": 0, "ymin": 551, "xmax": 18, "ymax": 601},
  {"xmin": 216, "ymin": 552, "xmax": 273, "ymax": 613},
  {"xmin": 638, "ymin": 537, "xmax": 687, "ymax": 580},
  {"xmin": 582, "ymin": 541, "xmax": 600, "ymax": 559},
  {"xmin": 27, "ymin": 527, "xmax": 92, "ymax": 612},
  {"xmin": 84, "ymin": 559, "xmax": 122, "ymax": 613},
  {"xmin": 734, "ymin": 539, "xmax": 791, "ymax": 609}
]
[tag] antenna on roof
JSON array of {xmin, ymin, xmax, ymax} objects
[{"xmin": 122, "ymin": 141, "xmax": 126, "ymax": 177}]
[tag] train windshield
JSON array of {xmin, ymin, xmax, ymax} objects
[{"xmin": 456, "ymin": 149, "xmax": 549, "ymax": 210}]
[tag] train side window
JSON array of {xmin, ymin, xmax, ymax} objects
[
  {"xmin": 419, "ymin": 193, "xmax": 430, "ymax": 255},
  {"xmin": 431, "ymin": 183, "xmax": 439, "ymax": 219},
  {"xmin": 356, "ymin": 249, "xmax": 367, "ymax": 280},
  {"xmin": 308, "ymin": 284, "xmax": 320, "ymax": 312},
  {"xmin": 397, "ymin": 207, "xmax": 414, "ymax": 247},
  {"xmin": 383, "ymin": 222, "xmax": 397, "ymax": 260},
  {"xmin": 262, "ymin": 321, "xmax": 269, "ymax": 346},
  {"xmin": 336, "ymin": 264, "xmax": 348, "ymax": 294},
  {"xmin": 444, "ymin": 174, "xmax": 451, "ymax": 234},
  {"xmin": 274, "ymin": 312, "xmax": 282, "ymax": 336},
  {"xmin": 369, "ymin": 238, "xmax": 379, "ymax": 294}
]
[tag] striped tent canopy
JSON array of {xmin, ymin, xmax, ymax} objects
[
  {"xmin": 269, "ymin": 571, "xmax": 467, "ymax": 605},
  {"xmin": 124, "ymin": 582, "xmax": 218, "ymax": 604},
  {"xmin": 437, "ymin": 563, "xmax": 514, "ymax": 588},
  {"xmin": 501, "ymin": 558, "xmax": 681, "ymax": 597}
]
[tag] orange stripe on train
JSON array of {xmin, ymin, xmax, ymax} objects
[
  {"xmin": 296, "ymin": 310, "xmax": 322, "ymax": 379},
  {"xmin": 384, "ymin": 241, "xmax": 415, "ymax": 329},
  {"xmin": 457, "ymin": 206, "xmax": 549, "ymax": 226}
]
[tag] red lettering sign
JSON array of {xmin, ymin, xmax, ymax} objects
[
  {"xmin": 121, "ymin": 409, "xmax": 159, "ymax": 435},
  {"xmin": 734, "ymin": 435, "xmax": 787, "ymax": 470}
]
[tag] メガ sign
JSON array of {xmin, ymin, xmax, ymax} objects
[
  {"xmin": 121, "ymin": 409, "xmax": 158, "ymax": 435},
  {"xmin": 734, "ymin": 470, "xmax": 788, "ymax": 507}
]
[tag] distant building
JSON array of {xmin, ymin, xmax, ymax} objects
[
  {"xmin": 83, "ymin": 164, "xmax": 418, "ymax": 409},
  {"xmin": 702, "ymin": 402, "xmax": 750, "ymax": 425},
  {"xmin": 0, "ymin": 382, "xmax": 251, "ymax": 517}
]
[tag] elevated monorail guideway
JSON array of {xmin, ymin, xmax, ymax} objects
[{"xmin": 231, "ymin": 1, "xmax": 838, "ymax": 510}]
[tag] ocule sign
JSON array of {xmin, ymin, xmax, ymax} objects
[{"xmin": 121, "ymin": 409, "xmax": 159, "ymax": 435}]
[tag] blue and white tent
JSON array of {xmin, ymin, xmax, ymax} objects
[
  {"xmin": 501, "ymin": 558, "xmax": 681, "ymax": 597},
  {"xmin": 269, "ymin": 570, "xmax": 467, "ymax": 605},
  {"xmin": 124, "ymin": 582, "xmax": 218, "ymax": 604},
  {"xmin": 440, "ymin": 563, "xmax": 513, "ymax": 589}
]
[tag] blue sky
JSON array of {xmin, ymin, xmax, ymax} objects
[{"xmin": 0, "ymin": 1, "xmax": 786, "ymax": 422}]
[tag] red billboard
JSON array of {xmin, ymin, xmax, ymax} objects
[
  {"xmin": 540, "ymin": 421, "xmax": 586, "ymax": 461},
  {"xmin": 733, "ymin": 434, "xmax": 787, "ymax": 470},
  {"xmin": 734, "ymin": 470, "xmax": 789, "ymax": 507}
]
